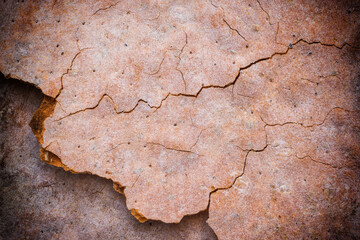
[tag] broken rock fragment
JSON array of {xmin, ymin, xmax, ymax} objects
[{"xmin": 42, "ymin": 87, "xmax": 266, "ymax": 223}]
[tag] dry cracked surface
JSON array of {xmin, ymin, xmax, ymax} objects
[
  {"xmin": 0, "ymin": 78, "xmax": 217, "ymax": 239},
  {"xmin": 1, "ymin": 0, "xmax": 360, "ymax": 239}
]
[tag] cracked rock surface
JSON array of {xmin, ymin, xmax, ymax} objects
[
  {"xmin": 0, "ymin": 77, "xmax": 217, "ymax": 239},
  {"xmin": 1, "ymin": 0, "xmax": 360, "ymax": 238}
]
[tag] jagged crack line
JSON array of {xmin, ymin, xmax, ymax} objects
[
  {"xmin": 146, "ymin": 142, "xmax": 199, "ymax": 155},
  {"xmin": 55, "ymin": 48, "xmax": 90, "ymax": 100},
  {"xmin": 256, "ymin": 0, "xmax": 273, "ymax": 25},
  {"xmin": 260, "ymin": 106, "xmax": 356, "ymax": 128},
  {"xmin": 145, "ymin": 56, "xmax": 165, "ymax": 75},
  {"xmin": 54, "ymin": 94, "xmax": 154, "ymax": 121},
  {"xmin": 295, "ymin": 155, "xmax": 339, "ymax": 169},
  {"xmin": 54, "ymin": 39, "xmax": 355, "ymax": 121},
  {"xmin": 175, "ymin": 31, "xmax": 188, "ymax": 92},
  {"xmin": 223, "ymin": 18, "xmax": 247, "ymax": 41},
  {"xmin": 92, "ymin": 1, "xmax": 120, "ymax": 16},
  {"xmin": 206, "ymin": 144, "xmax": 269, "ymax": 208}
]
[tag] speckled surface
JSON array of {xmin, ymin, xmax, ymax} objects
[
  {"xmin": 1, "ymin": 0, "xmax": 360, "ymax": 238},
  {"xmin": 0, "ymin": 77, "xmax": 217, "ymax": 240},
  {"xmin": 208, "ymin": 109, "xmax": 360, "ymax": 239}
]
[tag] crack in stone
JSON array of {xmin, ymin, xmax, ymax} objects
[
  {"xmin": 131, "ymin": 173, "xmax": 142, "ymax": 188},
  {"xmin": 189, "ymin": 128, "xmax": 207, "ymax": 151},
  {"xmin": 294, "ymin": 154, "xmax": 339, "ymax": 169},
  {"xmin": 175, "ymin": 31, "xmax": 188, "ymax": 92},
  {"xmin": 54, "ymin": 39, "xmax": 355, "ymax": 121},
  {"xmin": 145, "ymin": 56, "xmax": 166, "ymax": 75},
  {"xmin": 205, "ymin": 106, "xmax": 358, "ymax": 217},
  {"xmin": 260, "ymin": 106, "xmax": 356, "ymax": 128},
  {"xmin": 300, "ymin": 78, "xmax": 320, "ymax": 85},
  {"xmin": 55, "ymin": 94, "xmax": 153, "ymax": 121},
  {"xmin": 256, "ymin": 0, "xmax": 273, "ymax": 25},
  {"xmin": 146, "ymin": 142, "xmax": 200, "ymax": 155},
  {"xmin": 92, "ymin": 1, "xmax": 121, "ymax": 16},
  {"xmin": 223, "ymin": 18, "xmax": 247, "ymax": 41},
  {"xmin": 206, "ymin": 144, "xmax": 269, "ymax": 207},
  {"xmin": 208, "ymin": 0, "xmax": 247, "ymax": 41},
  {"xmin": 55, "ymin": 48, "xmax": 91, "ymax": 100},
  {"xmin": 29, "ymin": 38, "xmax": 359, "ymax": 225}
]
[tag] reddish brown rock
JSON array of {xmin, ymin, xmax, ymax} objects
[
  {"xmin": 0, "ymin": 77, "xmax": 217, "ymax": 240},
  {"xmin": 208, "ymin": 141, "xmax": 360, "ymax": 239},
  {"xmin": 208, "ymin": 110, "xmax": 360, "ymax": 239},
  {"xmin": 1, "ymin": 0, "xmax": 360, "ymax": 237},
  {"xmin": 42, "ymin": 86, "xmax": 265, "ymax": 222},
  {"xmin": 235, "ymin": 42, "xmax": 360, "ymax": 126}
]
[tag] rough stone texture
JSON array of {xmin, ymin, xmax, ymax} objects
[
  {"xmin": 0, "ymin": 77, "xmax": 217, "ymax": 240},
  {"xmin": 208, "ymin": 109, "xmax": 360, "ymax": 239},
  {"xmin": 1, "ymin": 0, "xmax": 360, "ymax": 238}
]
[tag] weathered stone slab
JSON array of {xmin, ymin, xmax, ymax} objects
[{"xmin": 1, "ymin": 0, "xmax": 359, "ymax": 237}]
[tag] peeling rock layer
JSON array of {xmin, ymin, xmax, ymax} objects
[{"xmin": 1, "ymin": 0, "xmax": 360, "ymax": 238}]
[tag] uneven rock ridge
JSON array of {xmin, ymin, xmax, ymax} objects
[{"xmin": 1, "ymin": 0, "xmax": 360, "ymax": 238}]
